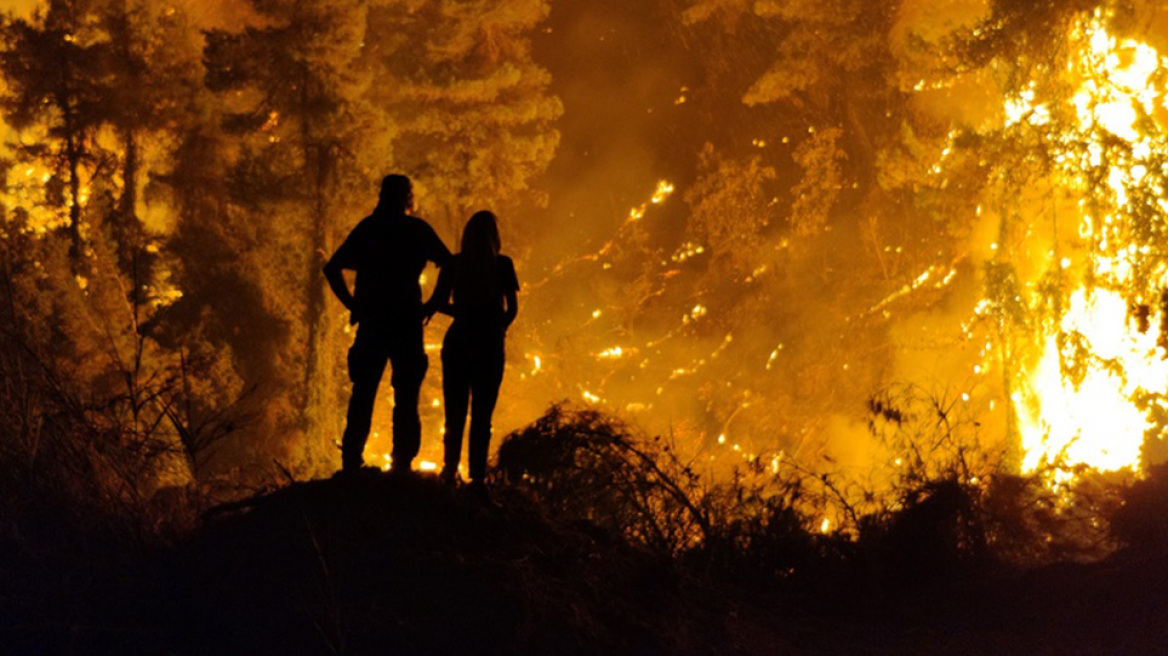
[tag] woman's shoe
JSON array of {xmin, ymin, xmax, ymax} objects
[
  {"xmin": 439, "ymin": 468, "xmax": 459, "ymax": 487},
  {"xmin": 465, "ymin": 480, "xmax": 491, "ymax": 504}
]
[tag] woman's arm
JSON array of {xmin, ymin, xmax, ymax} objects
[
  {"xmin": 501, "ymin": 255, "xmax": 519, "ymax": 330},
  {"xmin": 502, "ymin": 288, "xmax": 518, "ymax": 330}
]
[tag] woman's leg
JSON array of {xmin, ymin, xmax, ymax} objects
[
  {"xmin": 467, "ymin": 336, "xmax": 505, "ymax": 482},
  {"xmin": 442, "ymin": 336, "xmax": 471, "ymax": 474}
]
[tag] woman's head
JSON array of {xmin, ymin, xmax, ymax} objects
[
  {"xmin": 455, "ymin": 211, "xmax": 502, "ymax": 308},
  {"xmin": 461, "ymin": 210, "xmax": 501, "ymax": 257}
]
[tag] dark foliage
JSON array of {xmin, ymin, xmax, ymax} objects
[
  {"xmin": 495, "ymin": 404, "xmax": 845, "ymax": 587},
  {"xmin": 181, "ymin": 473, "xmax": 743, "ymax": 656},
  {"xmin": 0, "ymin": 320, "xmax": 196, "ymax": 654},
  {"xmin": 495, "ymin": 404, "xmax": 712, "ymax": 555},
  {"xmin": 4, "ymin": 402, "xmax": 1168, "ymax": 654},
  {"xmin": 959, "ymin": 0, "xmax": 1102, "ymax": 74},
  {"xmin": 497, "ymin": 399, "xmax": 1131, "ymax": 598},
  {"xmin": 1110, "ymin": 462, "xmax": 1168, "ymax": 554},
  {"xmin": 856, "ymin": 478, "xmax": 989, "ymax": 589}
]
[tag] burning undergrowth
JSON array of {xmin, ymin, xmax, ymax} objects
[{"xmin": 493, "ymin": 399, "xmax": 1132, "ymax": 587}]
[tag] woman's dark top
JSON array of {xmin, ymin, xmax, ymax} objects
[{"xmin": 433, "ymin": 253, "xmax": 519, "ymax": 334}]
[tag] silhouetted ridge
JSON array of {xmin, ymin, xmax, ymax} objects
[{"xmin": 180, "ymin": 472, "xmax": 732, "ymax": 655}]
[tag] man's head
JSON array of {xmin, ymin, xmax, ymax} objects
[{"xmin": 378, "ymin": 174, "xmax": 413, "ymax": 214}]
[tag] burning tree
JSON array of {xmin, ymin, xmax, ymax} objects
[
  {"xmin": 366, "ymin": 0, "xmax": 563, "ymax": 235},
  {"xmin": 950, "ymin": 1, "xmax": 1168, "ymax": 480},
  {"xmin": 203, "ymin": 0, "xmax": 386, "ymax": 475}
]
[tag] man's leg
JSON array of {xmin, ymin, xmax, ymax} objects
[
  {"xmin": 341, "ymin": 330, "xmax": 388, "ymax": 471},
  {"xmin": 388, "ymin": 322, "xmax": 428, "ymax": 469}
]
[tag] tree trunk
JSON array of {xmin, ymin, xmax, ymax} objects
[
  {"xmin": 304, "ymin": 151, "xmax": 331, "ymax": 473},
  {"xmin": 61, "ymin": 93, "xmax": 83, "ymax": 262},
  {"xmin": 121, "ymin": 130, "xmax": 141, "ymax": 292},
  {"xmin": 302, "ymin": 93, "xmax": 339, "ymax": 475}
]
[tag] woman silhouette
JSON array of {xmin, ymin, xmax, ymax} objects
[{"xmin": 425, "ymin": 211, "xmax": 518, "ymax": 493}]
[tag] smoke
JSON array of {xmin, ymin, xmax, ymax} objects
[
  {"xmin": 490, "ymin": 0, "xmax": 1010, "ymax": 484},
  {"xmin": 523, "ymin": 0, "xmax": 698, "ymax": 268},
  {"xmin": 176, "ymin": 0, "xmax": 267, "ymax": 30},
  {"xmin": 0, "ymin": 1, "xmax": 35, "ymax": 19}
]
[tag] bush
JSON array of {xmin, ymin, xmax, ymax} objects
[
  {"xmin": 1110, "ymin": 462, "xmax": 1168, "ymax": 553},
  {"xmin": 495, "ymin": 404, "xmax": 842, "ymax": 584},
  {"xmin": 495, "ymin": 404, "xmax": 712, "ymax": 556}
]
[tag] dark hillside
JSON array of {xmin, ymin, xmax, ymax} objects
[
  {"xmin": 176, "ymin": 473, "xmax": 751, "ymax": 655},
  {"xmin": 7, "ymin": 460, "xmax": 1168, "ymax": 655}
]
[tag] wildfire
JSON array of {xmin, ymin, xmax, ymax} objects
[
  {"xmin": 1016, "ymin": 289, "xmax": 1168, "ymax": 473},
  {"xmin": 1002, "ymin": 11, "xmax": 1168, "ymax": 477}
]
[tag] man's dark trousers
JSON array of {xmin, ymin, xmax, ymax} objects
[{"xmin": 341, "ymin": 317, "xmax": 427, "ymax": 471}]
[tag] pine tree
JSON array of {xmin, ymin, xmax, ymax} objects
[
  {"xmin": 366, "ymin": 0, "xmax": 562, "ymax": 235},
  {"xmin": 0, "ymin": 0, "xmax": 109, "ymax": 259}
]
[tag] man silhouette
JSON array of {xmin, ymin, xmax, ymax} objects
[{"xmin": 324, "ymin": 174, "xmax": 451, "ymax": 474}]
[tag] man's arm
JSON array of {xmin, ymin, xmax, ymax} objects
[
  {"xmin": 423, "ymin": 262, "xmax": 454, "ymax": 320},
  {"xmin": 502, "ymin": 256, "xmax": 518, "ymax": 330},
  {"xmin": 323, "ymin": 228, "xmax": 360, "ymax": 321},
  {"xmin": 426, "ymin": 223, "xmax": 452, "ymax": 268},
  {"xmin": 323, "ymin": 259, "xmax": 355, "ymax": 312}
]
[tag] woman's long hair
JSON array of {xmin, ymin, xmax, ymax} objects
[{"xmin": 456, "ymin": 211, "xmax": 502, "ymax": 308}]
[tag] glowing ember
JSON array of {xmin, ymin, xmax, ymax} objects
[
  {"xmin": 650, "ymin": 180, "xmax": 675, "ymax": 204},
  {"xmin": 626, "ymin": 180, "xmax": 674, "ymax": 222},
  {"xmin": 379, "ymin": 454, "xmax": 441, "ymax": 473},
  {"xmin": 596, "ymin": 346, "xmax": 626, "ymax": 359}
]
